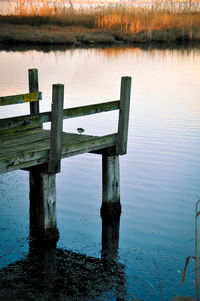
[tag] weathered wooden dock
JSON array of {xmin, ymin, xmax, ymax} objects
[{"xmin": 0, "ymin": 69, "xmax": 131, "ymax": 242}]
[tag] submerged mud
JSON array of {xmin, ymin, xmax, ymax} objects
[{"xmin": 0, "ymin": 246, "xmax": 126, "ymax": 301}]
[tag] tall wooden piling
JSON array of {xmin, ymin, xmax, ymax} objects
[
  {"xmin": 29, "ymin": 165, "xmax": 59, "ymax": 243},
  {"xmin": 101, "ymin": 76, "xmax": 131, "ymax": 219},
  {"xmin": 48, "ymin": 84, "xmax": 64, "ymax": 174},
  {"xmin": 29, "ymin": 68, "xmax": 40, "ymax": 115},
  {"xmin": 101, "ymin": 155, "xmax": 121, "ymax": 219},
  {"xmin": 29, "ymin": 83, "xmax": 64, "ymax": 243},
  {"xmin": 116, "ymin": 76, "xmax": 132, "ymax": 155}
]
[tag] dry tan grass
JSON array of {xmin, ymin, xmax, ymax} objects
[
  {"xmin": 95, "ymin": 5, "xmax": 200, "ymax": 35},
  {"xmin": 0, "ymin": 0, "xmax": 200, "ymax": 43}
]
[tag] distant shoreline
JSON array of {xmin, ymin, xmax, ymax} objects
[
  {"xmin": 1, "ymin": 1, "xmax": 200, "ymax": 46},
  {"xmin": 0, "ymin": 23, "xmax": 200, "ymax": 47}
]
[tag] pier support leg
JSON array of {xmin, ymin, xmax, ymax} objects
[
  {"xmin": 101, "ymin": 154, "xmax": 121, "ymax": 219},
  {"xmin": 29, "ymin": 166, "xmax": 59, "ymax": 244}
]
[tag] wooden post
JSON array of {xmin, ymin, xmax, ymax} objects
[
  {"xmin": 28, "ymin": 69, "xmax": 39, "ymax": 115},
  {"xmin": 101, "ymin": 154, "xmax": 121, "ymax": 219},
  {"xmin": 48, "ymin": 84, "xmax": 64, "ymax": 174},
  {"xmin": 116, "ymin": 76, "xmax": 132, "ymax": 155},
  {"xmin": 29, "ymin": 165, "xmax": 59, "ymax": 243},
  {"xmin": 29, "ymin": 84, "xmax": 63, "ymax": 243}
]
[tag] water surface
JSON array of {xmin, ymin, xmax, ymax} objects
[{"xmin": 0, "ymin": 45, "xmax": 200, "ymax": 300}]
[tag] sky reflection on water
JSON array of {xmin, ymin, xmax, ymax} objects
[{"xmin": 0, "ymin": 45, "xmax": 200, "ymax": 300}]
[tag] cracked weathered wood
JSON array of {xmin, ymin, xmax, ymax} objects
[
  {"xmin": 101, "ymin": 154, "xmax": 121, "ymax": 219},
  {"xmin": 0, "ymin": 92, "xmax": 42, "ymax": 106},
  {"xmin": 48, "ymin": 84, "xmax": 64, "ymax": 174},
  {"xmin": 29, "ymin": 165, "xmax": 59, "ymax": 242},
  {"xmin": 0, "ymin": 130, "xmax": 117, "ymax": 174},
  {"xmin": 0, "ymin": 101, "xmax": 119, "ymax": 132},
  {"xmin": 29, "ymin": 68, "xmax": 40, "ymax": 115},
  {"xmin": 116, "ymin": 76, "xmax": 132, "ymax": 155},
  {"xmin": 102, "ymin": 155, "xmax": 120, "ymax": 203},
  {"xmin": 0, "ymin": 69, "xmax": 131, "ymax": 242}
]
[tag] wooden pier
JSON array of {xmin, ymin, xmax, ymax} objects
[{"xmin": 0, "ymin": 69, "xmax": 131, "ymax": 242}]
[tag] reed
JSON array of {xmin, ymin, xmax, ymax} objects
[
  {"xmin": 1, "ymin": 0, "xmax": 97, "ymax": 28},
  {"xmin": 172, "ymin": 200, "xmax": 200, "ymax": 301},
  {"xmin": 0, "ymin": 0, "xmax": 200, "ymax": 43},
  {"xmin": 95, "ymin": 5, "xmax": 200, "ymax": 35}
]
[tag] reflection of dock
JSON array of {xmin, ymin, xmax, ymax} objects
[
  {"xmin": 0, "ymin": 69, "xmax": 131, "ymax": 242},
  {"xmin": 0, "ymin": 217, "xmax": 126, "ymax": 300}
]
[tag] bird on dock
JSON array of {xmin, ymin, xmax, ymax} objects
[{"xmin": 77, "ymin": 128, "xmax": 85, "ymax": 134}]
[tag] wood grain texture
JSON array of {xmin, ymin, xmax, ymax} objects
[
  {"xmin": 0, "ymin": 101, "xmax": 119, "ymax": 131},
  {"xmin": 116, "ymin": 77, "xmax": 132, "ymax": 155},
  {"xmin": 102, "ymin": 155, "xmax": 120, "ymax": 203},
  {"xmin": 0, "ymin": 92, "xmax": 42, "ymax": 106},
  {"xmin": 48, "ymin": 84, "xmax": 64, "ymax": 174},
  {"xmin": 0, "ymin": 130, "xmax": 117, "ymax": 174},
  {"xmin": 29, "ymin": 166, "xmax": 57, "ymax": 232},
  {"xmin": 29, "ymin": 68, "xmax": 40, "ymax": 115}
]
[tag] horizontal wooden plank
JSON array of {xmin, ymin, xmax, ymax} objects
[
  {"xmin": 0, "ymin": 129, "xmax": 50, "ymax": 148},
  {"xmin": 61, "ymin": 133, "xmax": 117, "ymax": 158},
  {"xmin": 0, "ymin": 100, "xmax": 119, "ymax": 131},
  {"xmin": 0, "ymin": 131, "xmax": 116, "ymax": 160},
  {"xmin": 0, "ymin": 131, "xmax": 117, "ymax": 174},
  {"xmin": 0, "ymin": 152, "xmax": 49, "ymax": 174},
  {"xmin": 0, "ymin": 112, "xmax": 50, "ymax": 133},
  {"xmin": 0, "ymin": 131, "xmax": 97, "ymax": 160},
  {"xmin": 63, "ymin": 100, "xmax": 120, "ymax": 119},
  {"xmin": 0, "ymin": 92, "xmax": 42, "ymax": 106}
]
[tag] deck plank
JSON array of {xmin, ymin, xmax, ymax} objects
[{"xmin": 0, "ymin": 130, "xmax": 117, "ymax": 174}]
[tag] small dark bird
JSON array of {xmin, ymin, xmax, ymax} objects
[{"xmin": 77, "ymin": 128, "xmax": 85, "ymax": 134}]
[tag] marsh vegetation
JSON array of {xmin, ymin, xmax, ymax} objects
[{"xmin": 0, "ymin": 0, "xmax": 200, "ymax": 45}]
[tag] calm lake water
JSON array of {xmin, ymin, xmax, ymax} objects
[{"xmin": 0, "ymin": 45, "xmax": 200, "ymax": 300}]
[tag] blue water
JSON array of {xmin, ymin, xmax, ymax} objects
[{"xmin": 0, "ymin": 46, "xmax": 200, "ymax": 300}]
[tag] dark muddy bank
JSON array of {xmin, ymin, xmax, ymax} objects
[{"xmin": 0, "ymin": 23, "xmax": 200, "ymax": 48}]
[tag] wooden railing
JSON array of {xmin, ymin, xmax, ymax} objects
[
  {"xmin": 0, "ymin": 100, "xmax": 120, "ymax": 131},
  {"xmin": 0, "ymin": 68, "xmax": 132, "ymax": 241}
]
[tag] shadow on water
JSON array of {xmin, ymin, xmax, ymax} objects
[{"xmin": 0, "ymin": 216, "xmax": 126, "ymax": 301}]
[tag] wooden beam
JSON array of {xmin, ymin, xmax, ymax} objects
[
  {"xmin": 29, "ymin": 165, "xmax": 59, "ymax": 242},
  {"xmin": 0, "ymin": 112, "xmax": 50, "ymax": 131},
  {"xmin": 101, "ymin": 154, "xmax": 121, "ymax": 219},
  {"xmin": 61, "ymin": 133, "xmax": 117, "ymax": 158},
  {"xmin": 0, "ymin": 101, "xmax": 119, "ymax": 131},
  {"xmin": 116, "ymin": 77, "xmax": 132, "ymax": 155},
  {"xmin": 48, "ymin": 84, "xmax": 64, "ymax": 174},
  {"xmin": 29, "ymin": 68, "xmax": 40, "ymax": 115},
  {"xmin": 102, "ymin": 155, "xmax": 120, "ymax": 204},
  {"xmin": 0, "ymin": 92, "xmax": 42, "ymax": 106},
  {"xmin": 62, "ymin": 100, "xmax": 120, "ymax": 119}
]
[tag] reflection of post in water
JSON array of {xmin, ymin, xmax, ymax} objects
[
  {"xmin": 0, "ymin": 216, "xmax": 126, "ymax": 300},
  {"xmin": 101, "ymin": 215, "xmax": 120, "ymax": 261},
  {"xmin": 101, "ymin": 215, "xmax": 126, "ymax": 301},
  {"xmin": 28, "ymin": 238, "xmax": 57, "ymax": 296}
]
